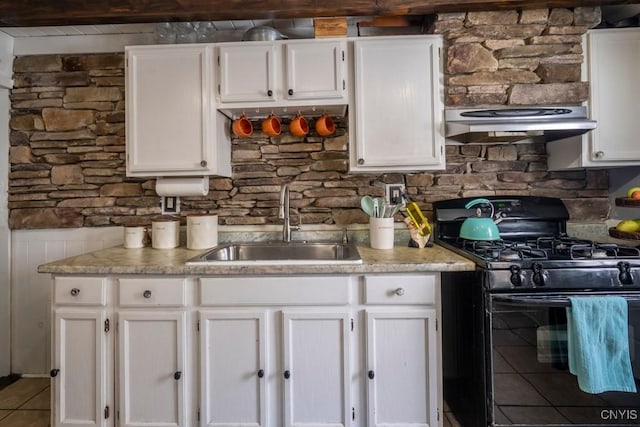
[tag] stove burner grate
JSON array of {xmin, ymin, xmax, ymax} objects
[
  {"xmin": 532, "ymin": 237, "xmax": 640, "ymax": 260},
  {"xmin": 457, "ymin": 236, "xmax": 640, "ymax": 261},
  {"xmin": 461, "ymin": 239, "xmax": 547, "ymax": 261}
]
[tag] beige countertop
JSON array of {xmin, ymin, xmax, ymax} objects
[{"xmin": 38, "ymin": 243, "xmax": 476, "ymax": 276}]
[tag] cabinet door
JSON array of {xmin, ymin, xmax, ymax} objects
[
  {"xmin": 365, "ymin": 309, "xmax": 438, "ymax": 427},
  {"xmin": 199, "ymin": 310, "xmax": 268, "ymax": 427},
  {"xmin": 52, "ymin": 309, "xmax": 112, "ymax": 427},
  {"xmin": 285, "ymin": 40, "xmax": 346, "ymax": 100},
  {"xmin": 588, "ymin": 28, "xmax": 640, "ymax": 162},
  {"xmin": 118, "ymin": 311, "xmax": 187, "ymax": 427},
  {"xmin": 126, "ymin": 45, "xmax": 215, "ymax": 176},
  {"xmin": 218, "ymin": 44, "xmax": 277, "ymax": 102},
  {"xmin": 351, "ymin": 37, "xmax": 444, "ymax": 171},
  {"xmin": 282, "ymin": 310, "xmax": 352, "ymax": 427}
]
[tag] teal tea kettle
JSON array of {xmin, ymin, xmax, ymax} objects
[{"xmin": 459, "ymin": 198, "xmax": 501, "ymax": 240}]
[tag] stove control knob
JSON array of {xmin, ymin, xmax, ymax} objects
[
  {"xmin": 509, "ymin": 265, "xmax": 523, "ymax": 287},
  {"xmin": 531, "ymin": 263, "xmax": 547, "ymax": 287},
  {"xmin": 617, "ymin": 262, "xmax": 634, "ymax": 285}
]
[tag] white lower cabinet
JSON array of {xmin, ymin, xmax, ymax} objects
[
  {"xmin": 365, "ymin": 309, "xmax": 438, "ymax": 427},
  {"xmin": 282, "ymin": 310, "xmax": 352, "ymax": 427},
  {"xmin": 51, "ymin": 276, "xmax": 192, "ymax": 427},
  {"xmin": 199, "ymin": 310, "xmax": 268, "ymax": 427},
  {"xmin": 51, "ymin": 273, "xmax": 440, "ymax": 427},
  {"xmin": 199, "ymin": 308, "xmax": 351, "ymax": 427},
  {"xmin": 53, "ymin": 309, "xmax": 112, "ymax": 427},
  {"xmin": 199, "ymin": 276, "xmax": 352, "ymax": 427},
  {"xmin": 362, "ymin": 274, "xmax": 441, "ymax": 427},
  {"xmin": 117, "ymin": 277, "xmax": 191, "ymax": 427},
  {"xmin": 118, "ymin": 311, "xmax": 187, "ymax": 427},
  {"xmin": 51, "ymin": 277, "xmax": 112, "ymax": 427}
]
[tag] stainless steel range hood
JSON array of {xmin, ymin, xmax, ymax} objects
[{"xmin": 445, "ymin": 106, "xmax": 597, "ymax": 143}]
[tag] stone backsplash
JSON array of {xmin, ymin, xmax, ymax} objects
[
  {"xmin": 435, "ymin": 7, "xmax": 601, "ymax": 106},
  {"xmin": 7, "ymin": 7, "xmax": 610, "ymax": 229}
]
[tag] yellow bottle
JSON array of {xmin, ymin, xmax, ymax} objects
[{"xmin": 402, "ymin": 194, "xmax": 432, "ymax": 237}]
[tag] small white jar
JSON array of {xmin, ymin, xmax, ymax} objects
[{"xmin": 123, "ymin": 226, "xmax": 147, "ymax": 249}]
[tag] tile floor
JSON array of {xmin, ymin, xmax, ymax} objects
[
  {"xmin": 0, "ymin": 376, "xmax": 461, "ymax": 427},
  {"xmin": 0, "ymin": 378, "xmax": 49, "ymax": 427},
  {"xmin": 443, "ymin": 399, "xmax": 462, "ymax": 427}
]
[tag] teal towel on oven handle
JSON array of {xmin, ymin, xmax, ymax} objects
[{"xmin": 566, "ymin": 296, "xmax": 637, "ymax": 394}]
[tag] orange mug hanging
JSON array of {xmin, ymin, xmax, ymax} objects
[
  {"xmin": 232, "ymin": 114, "xmax": 253, "ymax": 138},
  {"xmin": 315, "ymin": 114, "xmax": 336, "ymax": 136},
  {"xmin": 261, "ymin": 114, "xmax": 281, "ymax": 137},
  {"xmin": 289, "ymin": 114, "xmax": 309, "ymax": 137}
]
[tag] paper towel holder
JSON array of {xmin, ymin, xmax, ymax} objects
[{"xmin": 156, "ymin": 176, "xmax": 209, "ymax": 197}]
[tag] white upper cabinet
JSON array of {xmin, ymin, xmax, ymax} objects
[
  {"xmin": 215, "ymin": 39, "xmax": 348, "ymax": 110},
  {"xmin": 285, "ymin": 41, "xmax": 346, "ymax": 100},
  {"xmin": 349, "ymin": 36, "xmax": 445, "ymax": 172},
  {"xmin": 547, "ymin": 28, "xmax": 640, "ymax": 170},
  {"xmin": 126, "ymin": 45, "xmax": 231, "ymax": 177},
  {"xmin": 218, "ymin": 43, "xmax": 277, "ymax": 103}
]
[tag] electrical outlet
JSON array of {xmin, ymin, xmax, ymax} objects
[
  {"xmin": 385, "ymin": 184, "xmax": 405, "ymax": 205},
  {"xmin": 161, "ymin": 196, "xmax": 180, "ymax": 214}
]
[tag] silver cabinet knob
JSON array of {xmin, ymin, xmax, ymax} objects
[
  {"xmin": 358, "ymin": 158, "xmax": 365, "ymax": 165},
  {"xmin": 595, "ymin": 151, "xmax": 604, "ymax": 158},
  {"xmin": 395, "ymin": 288, "xmax": 405, "ymax": 296},
  {"xmin": 200, "ymin": 160, "xmax": 207, "ymax": 167},
  {"xmin": 70, "ymin": 288, "xmax": 80, "ymax": 297},
  {"xmin": 143, "ymin": 290, "xmax": 152, "ymax": 299}
]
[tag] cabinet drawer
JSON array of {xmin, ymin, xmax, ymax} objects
[
  {"xmin": 119, "ymin": 278, "xmax": 187, "ymax": 307},
  {"xmin": 200, "ymin": 276, "xmax": 351, "ymax": 306},
  {"xmin": 54, "ymin": 277, "xmax": 107, "ymax": 306},
  {"xmin": 363, "ymin": 274, "xmax": 437, "ymax": 305}
]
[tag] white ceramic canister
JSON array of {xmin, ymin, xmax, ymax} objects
[
  {"xmin": 151, "ymin": 219, "xmax": 180, "ymax": 249},
  {"xmin": 187, "ymin": 214, "xmax": 218, "ymax": 250},
  {"xmin": 123, "ymin": 226, "xmax": 148, "ymax": 249}
]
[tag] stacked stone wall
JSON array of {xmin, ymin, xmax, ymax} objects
[
  {"xmin": 7, "ymin": 7, "xmax": 610, "ymax": 229},
  {"xmin": 435, "ymin": 7, "xmax": 602, "ymax": 106}
]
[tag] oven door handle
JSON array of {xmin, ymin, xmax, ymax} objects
[{"xmin": 494, "ymin": 294, "xmax": 640, "ymax": 307}]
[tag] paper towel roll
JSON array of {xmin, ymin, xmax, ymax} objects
[{"xmin": 156, "ymin": 177, "xmax": 209, "ymax": 196}]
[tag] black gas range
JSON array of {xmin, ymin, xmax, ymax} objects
[
  {"xmin": 435, "ymin": 196, "xmax": 640, "ymax": 427},
  {"xmin": 434, "ymin": 196, "xmax": 640, "ymax": 292}
]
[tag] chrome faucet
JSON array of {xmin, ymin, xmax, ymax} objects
[{"xmin": 279, "ymin": 184, "xmax": 300, "ymax": 242}]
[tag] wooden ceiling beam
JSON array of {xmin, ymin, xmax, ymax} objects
[{"xmin": 0, "ymin": 0, "xmax": 632, "ymax": 27}]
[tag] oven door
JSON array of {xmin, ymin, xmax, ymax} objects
[{"xmin": 488, "ymin": 292, "xmax": 640, "ymax": 426}]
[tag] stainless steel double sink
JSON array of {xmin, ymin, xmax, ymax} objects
[{"xmin": 186, "ymin": 241, "xmax": 362, "ymax": 265}]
